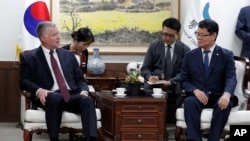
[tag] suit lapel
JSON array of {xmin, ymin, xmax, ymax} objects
[
  {"xmin": 172, "ymin": 42, "xmax": 181, "ymax": 65},
  {"xmin": 56, "ymin": 49, "xmax": 67, "ymax": 77},
  {"xmin": 160, "ymin": 41, "xmax": 166, "ymax": 72},
  {"xmin": 207, "ymin": 46, "xmax": 220, "ymax": 78},
  {"xmin": 37, "ymin": 47, "xmax": 52, "ymax": 75},
  {"xmin": 196, "ymin": 48, "xmax": 207, "ymax": 77}
]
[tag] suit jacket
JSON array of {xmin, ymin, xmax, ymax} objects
[
  {"xmin": 141, "ymin": 39, "xmax": 190, "ymax": 86},
  {"xmin": 180, "ymin": 45, "xmax": 237, "ymax": 96},
  {"xmin": 235, "ymin": 6, "xmax": 250, "ymax": 59},
  {"xmin": 19, "ymin": 46, "xmax": 89, "ymax": 103}
]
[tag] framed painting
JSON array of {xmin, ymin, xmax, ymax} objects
[{"xmin": 52, "ymin": 0, "xmax": 179, "ymax": 54}]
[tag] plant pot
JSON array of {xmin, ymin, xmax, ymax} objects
[{"xmin": 127, "ymin": 83, "xmax": 141, "ymax": 97}]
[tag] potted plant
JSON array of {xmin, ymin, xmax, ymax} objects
[{"xmin": 124, "ymin": 71, "xmax": 144, "ymax": 96}]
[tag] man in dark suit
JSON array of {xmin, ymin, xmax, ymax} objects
[
  {"xmin": 180, "ymin": 19, "xmax": 237, "ymax": 141},
  {"xmin": 141, "ymin": 17, "xmax": 190, "ymax": 107},
  {"xmin": 235, "ymin": 5, "xmax": 250, "ymax": 59},
  {"xmin": 19, "ymin": 21, "xmax": 97, "ymax": 141}
]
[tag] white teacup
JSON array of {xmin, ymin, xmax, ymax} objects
[
  {"xmin": 116, "ymin": 87, "xmax": 125, "ymax": 94},
  {"xmin": 153, "ymin": 88, "xmax": 162, "ymax": 94}
]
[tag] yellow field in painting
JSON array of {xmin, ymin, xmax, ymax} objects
[{"xmin": 59, "ymin": 10, "xmax": 171, "ymax": 34}]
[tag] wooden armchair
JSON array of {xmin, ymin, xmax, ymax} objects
[
  {"xmin": 175, "ymin": 56, "xmax": 250, "ymax": 140},
  {"xmin": 20, "ymin": 85, "xmax": 103, "ymax": 141}
]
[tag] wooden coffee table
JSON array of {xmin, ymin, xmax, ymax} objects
[{"xmin": 97, "ymin": 92, "xmax": 167, "ymax": 141}]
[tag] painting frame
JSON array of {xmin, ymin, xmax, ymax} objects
[{"xmin": 51, "ymin": 0, "xmax": 179, "ymax": 55}]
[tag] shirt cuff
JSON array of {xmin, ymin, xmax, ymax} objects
[
  {"xmin": 81, "ymin": 90, "xmax": 89, "ymax": 95},
  {"xmin": 36, "ymin": 88, "xmax": 42, "ymax": 97}
]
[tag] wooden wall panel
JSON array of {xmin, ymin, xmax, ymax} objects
[
  {"xmin": 0, "ymin": 62, "xmax": 20, "ymax": 122},
  {"xmin": 6, "ymin": 70, "xmax": 20, "ymax": 115},
  {"xmin": 0, "ymin": 70, "xmax": 6, "ymax": 115},
  {"xmin": 100, "ymin": 63, "xmax": 127, "ymax": 77}
]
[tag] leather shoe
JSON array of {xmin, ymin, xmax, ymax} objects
[
  {"xmin": 90, "ymin": 137, "xmax": 97, "ymax": 141},
  {"xmin": 50, "ymin": 137, "xmax": 59, "ymax": 141}
]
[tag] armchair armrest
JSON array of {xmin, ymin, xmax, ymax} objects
[
  {"xmin": 21, "ymin": 87, "xmax": 98, "ymax": 110},
  {"xmin": 89, "ymin": 92, "xmax": 97, "ymax": 99},
  {"xmin": 177, "ymin": 90, "xmax": 187, "ymax": 108},
  {"xmin": 22, "ymin": 91, "xmax": 31, "ymax": 97},
  {"xmin": 21, "ymin": 91, "xmax": 32, "ymax": 110},
  {"xmin": 181, "ymin": 90, "xmax": 186, "ymax": 97},
  {"xmin": 244, "ymin": 89, "xmax": 250, "ymax": 98}
]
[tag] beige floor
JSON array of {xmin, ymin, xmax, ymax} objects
[
  {"xmin": 0, "ymin": 122, "xmax": 176, "ymax": 141},
  {"xmin": 0, "ymin": 122, "xmax": 228, "ymax": 141},
  {"xmin": 0, "ymin": 122, "xmax": 68, "ymax": 141}
]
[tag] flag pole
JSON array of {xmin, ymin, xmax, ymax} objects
[
  {"xmin": 50, "ymin": 0, "xmax": 52, "ymax": 20},
  {"xmin": 178, "ymin": 0, "xmax": 180, "ymax": 20}
]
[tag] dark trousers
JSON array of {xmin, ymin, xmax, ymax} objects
[
  {"xmin": 40, "ymin": 92, "xmax": 97, "ymax": 141},
  {"xmin": 184, "ymin": 94, "xmax": 232, "ymax": 141}
]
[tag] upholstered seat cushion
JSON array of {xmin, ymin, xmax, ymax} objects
[
  {"xmin": 24, "ymin": 108, "xmax": 102, "ymax": 131},
  {"xmin": 176, "ymin": 107, "xmax": 250, "ymax": 130},
  {"xmin": 25, "ymin": 109, "xmax": 101, "ymax": 122}
]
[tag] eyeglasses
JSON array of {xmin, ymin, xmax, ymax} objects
[
  {"xmin": 195, "ymin": 32, "xmax": 211, "ymax": 38},
  {"xmin": 162, "ymin": 32, "xmax": 176, "ymax": 39}
]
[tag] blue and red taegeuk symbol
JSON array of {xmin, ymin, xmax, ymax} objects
[{"xmin": 24, "ymin": 1, "xmax": 50, "ymax": 37}]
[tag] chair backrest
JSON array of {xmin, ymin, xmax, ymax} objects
[{"xmin": 233, "ymin": 56, "xmax": 250, "ymax": 110}]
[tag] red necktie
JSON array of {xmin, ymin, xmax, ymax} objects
[{"xmin": 50, "ymin": 50, "xmax": 70, "ymax": 102}]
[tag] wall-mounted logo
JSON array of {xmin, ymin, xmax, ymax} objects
[
  {"xmin": 23, "ymin": 1, "xmax": 50, "ymax": 37},
  {"xmin": 203, "ymin": 2, "xmax": 211, "ymax": 19}
]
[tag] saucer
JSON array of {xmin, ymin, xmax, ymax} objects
[
  {"xmin": 245, "ymin": 89, "xmax": 250, "ymax": 94},
  {"xmin": 152, "ymin": 93, "xmax": 163, "ymax": 98},
  {"xmin": 115, "ymin": 93, "xmax": 127, "ymax": 98}
]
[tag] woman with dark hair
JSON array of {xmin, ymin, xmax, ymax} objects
[{"xmin": 62, "ymin": 27, "xmax": 94, "ymax": 76}]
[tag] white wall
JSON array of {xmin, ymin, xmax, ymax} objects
[
  {"xmin": 210, "ymin": 0, "xmax": 250, "ymax": 56},
  {"xmin": 0, "ymin": 0, "xmax": 25, "ymax": 61},
  {"xmin": 180, "ymin": 0, "xmax": 250, "ymax": 56}
]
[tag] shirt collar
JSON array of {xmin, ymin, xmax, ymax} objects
[
  {"xmin": 41, "ymin": 45, "xmax": 56, "ymax": 55},
  {"xmin": 164, "ymin": 41, "xmax": 176, "ymax": 48},
  {"xmin": 202, "ymin": 44, "xmax": 216, "ymax": 54}
]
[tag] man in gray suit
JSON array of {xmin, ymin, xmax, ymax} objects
[{"xmin": 141, "ymin": 17, "xmax": 190, "ymax": 107}]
